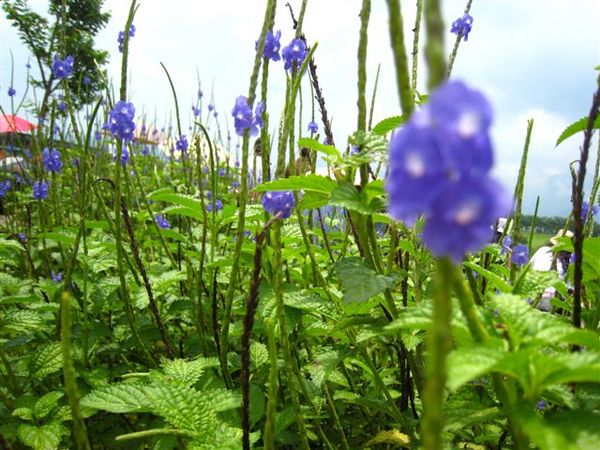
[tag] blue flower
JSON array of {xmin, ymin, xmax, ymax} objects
[
  {"xmin": 155, "ymin": 213, "xmax": 171, "ymax": 229},
  {"xmin": 83, "ymin": 75, "xmax": 91, "ymax": 85},
  {"xmin": 118, "ymin": 24, "xmax": 136, "ymax": 52},
  {"xmin": 501, "ymin": 236, "xmax": 512, "ymax": 254},
  {"xmin": 207, "ymin": 199, "xmax": 223, "ymax": 212},
  {"xmin": 451, "ymin": 13, "xmax": 474, "ymax": 41},
  {"xmin": 282, "ymin": 38, "xmax": 308, "ymax": 71},
  {"xmin": 43, "ymin": 147, "xmax": 62, "ymax": 173},
  {"xmin": 104, "ymin": 101, "xmax": 136, "ymax": 142},
  {"xmin": 0, "ymin": 180, "xmax": 11, "ymax": 198},
  {"xmin": 232, "ymin": 180, "xmax": 240, "ymax": 189},
  {"xmin": 18, "ymin": 232, "xmax": 26, "ymax": 243},
  {"xmin": 231, "ymin": 96, "xmax": 265, "ymax": 136},
  {"xmin": 198, "ymin": 89, "xmax": 203, "ymax": 99},
  {"xmin": 192, "ymin": 105, "xmax": 200, "ymax": 117},
  {"xmin": 52, "ymin": 55, "xmax": 74, "ymax": 79},
  {"xmin": 94, "ymin": 130, "xmax": 102, "ymax": 140},
  {"xmin": 57, "ymin": 101, "xmax": 67, "ymax": 112},
  {"xmin": 261, "ymin": 191, "xmax": 295, "ymax": 219},
  {"xmin": 307, "ymin": 121, "xmax": 318, "ymax": 133},
  {"xmin": 51, "ymin": 271, "xmax": 63, "ymax": 283},
  {"xmin": 511, "ymin": 244, "xmax": 529, "ymax": 267},
  {"xmin": 219, "ymin": 168, "xmax": 226, "ymax": 177},
  {"xmin": 176, "ymin": 135, "xmax": 189, "ymax": 152},
  {"xmin": 257, "ymin": 30, "xmax": 281, "ymax": 62},
  {"xmin": 33, "ymin": 180, "xmax": 49, "ymax": 200},
  {"xmin": 116, "ymin": 148, "xmax": 130, "ymax": 166},
  {"xmin": 387, "ymin": 80, "xmax": 510, "ymax": 262},
  {"xmin": 581, "ymin": 201, "xmax": 599, "ymax": 221},
  {"xmin": 208, "ymin": 103, "xmax": 214, "ymax": 112},
  {"xmin": 536, "ymin": 400, "xmax": 546, "ymax": 411},
  {"xmin": 7, "ymin": 87, "xmax": 16, "ymax": 97}
]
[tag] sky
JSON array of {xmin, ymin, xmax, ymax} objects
[{"xmin": 1, "ymin": 0, "xmax": 599, "ymax": 217}]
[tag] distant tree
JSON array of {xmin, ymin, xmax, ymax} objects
[{"xmin": 2, "ymin": 0, "xmax": 110, "ymax": 117}]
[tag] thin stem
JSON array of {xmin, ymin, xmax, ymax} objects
[{"xmin": 386, "ymin": 0, "xmax": 414, "ymax": 116}]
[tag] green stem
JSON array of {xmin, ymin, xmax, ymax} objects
[
  {"xmin": 411, "ymin": 0, "xmax": 423, "ymax": 93},
  {"xmin": 422, "ymin": 257, "xmax": 453, "ymax": 450},
  {"xmin": 386, "ymin": 0, "xmax": 414, "ymax": 116},
  {"xmin": 446, "ymin": 0, "xmax": 474, "ymax": 77},
  {"xmin": 424, "ymin": 0, "xmax": 447, "ymax": 90}
]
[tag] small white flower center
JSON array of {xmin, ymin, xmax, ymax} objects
[
  {"xmin": 457, "ymin": 111, "xmax": 480, "ymax": 138},
  {"xmin": 405, "ymin": 152, "xmax": 425, "ymax": 178},
  {"xmin": 454, "ymin": 201, "xmax": 480, "ymax": 225}
]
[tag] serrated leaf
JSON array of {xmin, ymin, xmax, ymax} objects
[
  {"xmin": 329, "ymin": 183, "xmax": 381, "ymax": 215},
  {"xmin": 0, "ymin": 238, "xmax": 25, "ymax": 253},
  {"xmin": 464, "ymin": 261, "xmax": 511, "ymax": 293},
  {"xmin": 250, "ymin": 342, "xmax": 269, "ymax": 369},
  {"xmin": 81, "ymin": 384, "xmax": 151, "ymax": 413},
  {"xmin": 164, "ymin": 205, "xmax": 203, "ymax": 221},
  {"xmin": 556, "ymin": 115, "xmax": 600, "ymax": 147},
  {"xmin": 17, "ymin": 422, "xmax": 66, "ymax": 450},
  {"xmin": 30, "ymin": 342, "xmax": 62, "ymax": 380},
  {"xmin": 148, "ymin": 190, "xmax": 202, "ymax": 211},
  {"xmin": 33, "ymin": 391, "xmax": 64, "ymax": 420},
  {"xmin": 447, "ymin": 340, "xmax": 506, "ymax": 391},
  {"xmin": 160, "ymin": 357, "xmax": 219, "ymax": 386},
  {"xmin": 297, "ymin": 137, "xmax": 341, "ymax": 157},
  {"xmin": 335, "ymin": 257, "xmax": 395, "ymax": 303},
  {"xmin": 254, "ymin": 174, "xmax": 337, "ymax": 194},
  {"xmin": 371, "ymin": 115, "xmax": 405, "ymax": 135}
]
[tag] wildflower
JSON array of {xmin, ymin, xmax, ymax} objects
[
  {"xmin": 232, "ymin": 180, "xmax": 240, "ymax": 189},
  {"xmin": 0, "ymin": 180, "xmax": 10, "ymax": 198},
  {"xmin": 155, "ymin": 213, "xmax": 171, "ymax": 229},
  {"xmin": 511, "ymin": 244, "xmax": 529, "ymax": 267},
  {"xmin": 83, "ymin": 75, "xmax": 91, "ymax": 85},
  {"xmin": 94, "ymin": 130, "xmax": 102, "ymax": 140},
  {"xmin": 117, "ymin": 148, "xmax": 130, "ymax": 166},
  {"xmin": 18, "ymin": 232, "xmax": 26, "ymax": 243},
  {"xmin": 43, "ymin": 147, "xmax": 63, "ymax": 173},
  {"xmin": 205, "ymin": 190, "xmax": 212, "ymax": 200},
  {"xmin": 104, "ymin": 100, "xmax": 136, "ymax": 142},
  {"xmin": 261, "ymin": 191, "xmax": 295, "ymax": 219},
  {"xmin": 451, "ymin": 13, "xmax": 474, "ymax": 41},
  {"xmin": 26, "ymin": 62, "xmax": 31, "ymax": 69},
  {"xmin": 219, "ymin": 168, "xmax": 226, "ymax": 177},
  {"xmin": 501, "ymin": 235, "xmax": 512, "ymax": 254},
  {"xmin": 282, "ymin": 38, "xmax": 308, "ymax": 71},
  {"xmin": 231, "ymin": 96, "xmax": 265, "ymax": 136},
  {"xmin": 176, "ymin": 135, "xmax": 189, "ymax": 152},
  {"xmin": 7, "ymin": 87, "xmax": 16, "ymax": 97},
  {"xmin": 57, "ymin": 101, "xmax": 67, "ymax": 112},
  {"xmin": 208, "ymin": 103, "xmax": 214, "ymax": 112},
  {"xmin": 192, "ymin": 105, "xmax": 200, "ymax": 117},
  {"xmin": 536, "ymin": 400, "xmax": 546, "ymax": 411},
  {"xmin": 52, "ymin": 55, "xmax": 74, "ymax": 79},
  {"xmin": 235, "ymin": 160, "xmax": 240, "ymax": 167},
  {"xmin": 581, "ymin": 201, "xmax": 599, "ymax": 221},
  {"xmin": 118, "ymin": 24, "xmax": 136, "ymax": 52},
  {"xmin": 198, "ymin": 89, "xmax": 203, "ymax": 99},
  {"xmin": 570, "ymin": 253, "xmax": 576, "ymax": 264},
  {"xmin": 51, "ymin": 271, "xmax": 63, "ymax": 282},
  {"xmin": 308, "ymin": 121, "xmax": 318, "ymax": 133},
  {"xmin": 32, "ymin": 180, "xmax": 49, "ymax": 200},
  {"xmin": 207, "ymin": 199, "xmax": 223, "ymax": 212},
  {"xmin": 141, "ymin": 146, "xmax": 150, "ymax": 156},
  {"xmin": 386, "ymin": 80, "xmax": 510, "ymax": 262},
  {"xmin": 257, "ymin": 30, "xmax": 281, "ymax": 62}
]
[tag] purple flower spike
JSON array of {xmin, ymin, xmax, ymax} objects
[
  {"xmin": 261, "ymin": 191, "xmax": 295, "ymax": 219},
  {"xmin": 155, "ymin": 213, "xmax": 171, "ymax": 229},
  {"xmin": 43, "ymin": 147, "xmax": 62, "ymax": 173},
  {"xmin": 176, "ymin": 135, "xmax": 189, "ymax": 152},
  {"xmin": 0, "ymin": 180, "xmax": 11, "ymax": 198},
  {"xmin": 52, "ymin": 55, "xmax": 74, "ymax": 79},
  {"xmin": 104, "ymin": 101, "xmax": 136, "ymax": 142},
  {"xmin": 451, "ymin": 13, "xmax": 474, "ymax": 41},
  {"xmin": 257, "ymin": 30, "xmax": 281, "ymax": 62},
  {"xmin": 307, "ymin": 121, "xmax": 318, "ymax": 134},
  {"xmin": 33, "ymin": 180, "xmax": 49, "ymax": 200},
  {"xmin": 282, "ymin": 38, "xmax": 308, "ymax": 71},
  {"xmin": 511, "ymin": 244, "xmax": 529, "ymax": 267}
]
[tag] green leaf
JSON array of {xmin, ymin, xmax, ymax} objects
[
  {"xmin": 297, "ymin": 191, "xmax": 329, "ymax": 210},
  {"xmin": 148, "ymin": 190, "xmax": 202, "ymax": 211},
  {"xmin": 447, "ymin": 340, "xmax": 506, "ymax": 391},
  {"xmin": 254, "ymin": 174, "xmax": 337, "ymax": 194},
  {"xmin": 555, "ymin": 115, "xmax": 600, "ymax": 147},
  {"xmin": 365, "ymin": 430, "xmax": 410, "ymax": 447},
  {"xmin": 335, "ymin": 257, "xmax": 395, "ymax": 303},
  {"xmin": 297, "ymin": 137, "xmax": 341, "ymax": 157},
  {"xmin": 329, "ymin": 183, "xmax": 382, "ymax": 215},
  {"xmin": 371, "ymin": 115, "xmax": 405, "ymax": 135},
  {"xmin": 464, "ymin": 261, "xmax": 511, "ymax": 293},
  {"xmin": 33, "ymin": 391, "xmax": 64, "ymax": 420},
  {"xmin": 81, "ymin": 384, "xmax": 152, "ymax": 413},
  {"xmin": 0, "ymin": 238, "xmax": 24, "ymax": 253},
  {"xmin": 250, "ymin": 342, "xmax": 269, "ymax": 369},
  {"xmin": 37, "ymin": 231, "xmax": 76, "ymax": 246},
  {"xmin": 164, "ymin": 205, "xmax": 203, "ymax": 221},
  {"xmin": 160, "ymin": 357, "xmax": 219, "ymax": 386},
  {"xmin": 17, "ymin": 422, "xmax": 66, "ymax": 450},
  {"xmin": 29, "ymin": 342, "xmax": 62, "ymax": 380}
]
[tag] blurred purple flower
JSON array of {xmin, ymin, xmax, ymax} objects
[
  {"xmin": 83, "ymin": 75, "xmax": 91, "ymax": 85},
  {"xmin": 155, "ymin": 213, "xmax": 171, "ymax": 229},
  {"xmin": 511, "ymin": 244, "xmax": 529, "ymax": 267},
  {"xmin": 18, "ymin": 232, "xmax": 27, "ymax": 243},
  {"xmin": 58, "ymin": 101, "xmax": 67, "ymax": 112},
  {"xmin": 501, "ymin": 235, "xmax": 512, "ymax": 254},
  {"xmin": 581, "ymin": 201, "xmax": 599, "ymax": 221},
  {"xmin": 192, "ymin": 105, "xmax": 200, "ymax": 117},
  {"xmin": 51, "ymin": 271, "xmax": 63, "ymax": 282},
  {"xmin": 207, "ymin": 199, "xmax": 223, "ymax": 212},
  {"xmin": 261, "ymin": 191, "xmax": 295, "ymax": 219},
  {"xmin": 104, "ymin": 101, "xmax": 136, "ymax": 142},
  {"xmin": 176, "ymin": 135, "xmax": 189, "ymax": 152},
  {"xmin": 118, "ymin": 24, "xmax": 136, "ymax": 52},
  {"xmin": 307, "ymin": 121, "xmax": 318, "ymax": 133},
  {"xmin": 0, "ymin": 180, "xmax": 11, "ymax": 198},
  {"xmin": 33, "ymin": 180, "xmax": 49, "ymax": 200},
  {"xmin": 43, "ymin": 147, "xmax": 62, "ymax": 173},
  {"xmin": 231, "ymin": 96, "xmax": 264, "ymax": 136},
  {"xmin": 7, "ymin": 87, "xmax": 16, "ymax": 97}
]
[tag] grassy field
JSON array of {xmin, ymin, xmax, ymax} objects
[{"xmin": 530, "ymin": 232, "xmax": 552, "ymax": 252}]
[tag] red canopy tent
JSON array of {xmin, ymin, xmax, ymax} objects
[{"xmin": 0, "ymin": 114, "xmax": 37, "ymax": 134}]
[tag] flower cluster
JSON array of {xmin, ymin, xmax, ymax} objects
[
  {"xmin": 7, "ymin": 87, "xmax": 16, "ymax": 97},
  {"xmin": 261, "ymin": 191, "xmax": 295, "ymax": 219},
  {"xmin": 52, "ymin": 55, "xmax": 74, "ymax": 79},
  {"xmin": 155, "ymin": 214, "xmax": 171, "ymax": 229},
  {"xmin": 231, "ymin": 96, "xmax": 265, "ymax": 136},
  {"xmin": 282, "ymin": 38, "xmax": 308, "ymax": 71},
  {"xmin": 104, "ymin": 101, "xmax": 136, "ymax": 142},
  {"xmin": 51, "ymin": 271, "xmax": 63, "ymax": 283},
  {"xmin": 257, "ymin": 30, "xmax": 282, "ymax": 62},
  {"xmin": 386, "ymin": 80, "xmax": 511, "ymax": 262},
  {"xmin": 307, "ymin": 121, "xmax": 318, "ymax": 134},
  {"xmin": 43, "ymin": 147, "xmax": 62, "ymax": 173},
  {"xmin": 192, "ymin": 105, "xmax": 200, "ymax": 117},
  {"xmin": 57, "ymin": 101, "xmax": 67, "ymax": 112},
  {"xmin": 33, "ymin": 180, "xmax": 49, "ymax": 200},
  {"xmin": 0, "ymin": 180, "xmax": 10, "ymax": 198},
  {"xmin": 207, "ymin": 199, "xmax": 223, "ymax": 212},
  {"xmin": 118, "ymin": 24, "xmax": 136, "ymax": 52},
  {"xmin": 451, "ymin": 13, "xmax": 474, "ymax": 41},
  {"xmin": 176, "ymin": 135, "xmax": 189, "ymax": 152}
]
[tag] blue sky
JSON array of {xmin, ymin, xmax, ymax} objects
[{"xmin": 1, "ymin": 0, "xmax": 599, "ymax": 216}]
